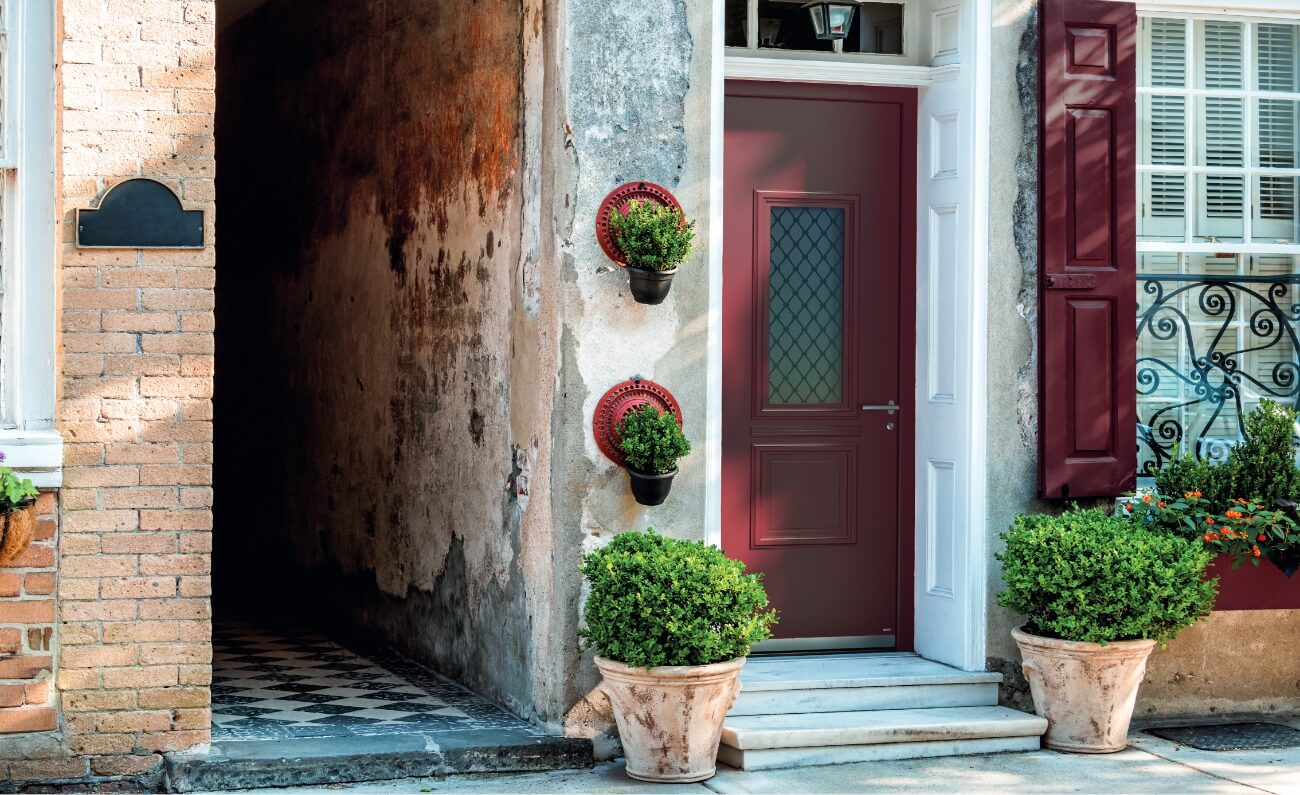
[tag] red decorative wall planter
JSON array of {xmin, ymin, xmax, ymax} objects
[
  {"xmin": 595, "ymin": 181, "xmax": 682, "ymax": 267},
  {"xmin": 593, "ymin": 378, "xmax": 684, "ymax": 469}
]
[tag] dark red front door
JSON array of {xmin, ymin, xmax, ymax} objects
[{"xmin": 722, "ymin": 81, "xmax": 916, "ymax": 649}]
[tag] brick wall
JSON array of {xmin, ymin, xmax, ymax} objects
[
  {"xmin": 0, "ymin": 494, "xmax": 58, "ymax": 739},
  {"xmin": 0, "ymin": 0, "xmax": 217, "ymax": 786}
]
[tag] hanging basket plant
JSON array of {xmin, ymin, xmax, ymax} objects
[
  {"xmin": 617, "ymin": 404, "xmax": 691, "ymax": 506},
  {"xmin": 596, "ymin": 182, "xmax": 696, "ymax": 305},
  {"xmin": 0, "ymin": 454, "xmax": 39, "ymax": 566}
]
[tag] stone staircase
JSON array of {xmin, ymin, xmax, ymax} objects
[{"xmin": 718, "ymin": 653, "xmax": 1047, "ymax": 770}]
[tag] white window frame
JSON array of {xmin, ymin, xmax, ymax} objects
[{"xmin": 0, "ymin": 0, "xmax": 59, "ymax": 488}]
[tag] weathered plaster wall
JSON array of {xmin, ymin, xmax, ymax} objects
[
  {"xmin": 549, "ymin": 0, "xmax": 716, "ymax": 742},
  {"xmin": 983, "ymin": 0, "xmax": 1300, "ymax": 717},
  {"xmin": 215, "ymin": 0, "xmax": 561, "ymax": 722}
]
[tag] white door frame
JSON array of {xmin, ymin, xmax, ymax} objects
[{"xmin": 704, "ymin": 0, "xmax": 991, "ymax": 672}]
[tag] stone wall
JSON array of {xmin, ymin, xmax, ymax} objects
[
  {"xmin": 551, "ymin": 0, "xmax": 715, "ymax": 742},
  {"xmin": 214, "ymin": 0, "xmax": 562, "ymax": 725},
  {"xmin": 0, "ymin": 0, "xmax": 219, "ymax": 786}
]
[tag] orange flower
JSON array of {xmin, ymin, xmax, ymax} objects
[
  {"xmin": 1225, "ymin": 510, "xmax": 1242, "ymax": 519},
  {"xmin": 1258, "ymin": 534, "xmax": 1267, "ymax": 542},
  {"xmin": 1194, "ymin": 490, "xmax": 1203, "ymax": 497},
  {"xmin": 1142, "ymin": 494, "xmax": 1153, "ymax": 503},
  {"xmin": 1123, "ymin": 503, "xmax": 1132, "ymax": 513},
  {"xmin": 1253, "ymin": 545, "xmax": 1261, "ymax": 557},
  {"xmin": 1156, "ymin": 501, "xmax": 1166, "ymax": 509},
  {"xmin": 1205, "ymin": 517, "xmax": 1216, "ymax": 525}
]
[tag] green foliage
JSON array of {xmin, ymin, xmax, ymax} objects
[
  {"xmin": 0, "ymin": 463, "xmax": 37, "ymax": 514},
  {"xmin": 617, "ymin": 404, "xmax": 691, "ymax": 475},
  {"xmin": 1153, "ymin": 449, "xmax": 1233, "ymax": 509},
  {"xmin": 579, "ymin": 529, "xmax": 777, "ymax": 668},
  {"xmin": 1153, "ymin": 400, "xmax": 1300, "ymax": 511},
  {"xmin": 997, "ymin": 507, "xmax": 1216, "ymax": 646},
  {"xmin": 607, "ymin": 199, "xmax": 696, "ymax": 272},
  {"xmin": 1126, "ymin": 492, "xmax": 1300, "ymax": 569},
  {"xmin": 1227, "ymin": 399, "xmax": 1300, "ymax": 505}
]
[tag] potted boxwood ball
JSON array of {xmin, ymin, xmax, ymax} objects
[
  {"xmin": 998, "ymin": 507, "xmax": 1216, "ymax": 753},
  {"xmin": 581, "ymin": 529, "xmax": 777, "ymax": 782},
  {"xmin": 0, "ymin": 452, "xmax": 39, "ymax": 566},
  {"xmin": 607, "ymin": 199, "xmax": 696, "ymax": 305},
  {"xmin": 617, "ymin": 404, "xmax": 690, "ymax": 506}
]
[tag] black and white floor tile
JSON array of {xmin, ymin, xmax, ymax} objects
[{"xmin": 212, "ymin": 622, "xmax": 539, "ymax": 741}]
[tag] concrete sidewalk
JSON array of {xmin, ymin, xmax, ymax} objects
[{"xmin": 227, "ymin": 726, "xmax": 1300, "ymax": 794}]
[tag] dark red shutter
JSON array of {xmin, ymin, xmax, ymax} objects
[{"xmin": 1038, "ymin": 0, "xmax": 1137, "ymax": 499}]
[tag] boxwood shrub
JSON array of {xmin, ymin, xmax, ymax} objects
[
  {"xmin": 580, "ymin": 529, "xmax": 776, "ymax": 668},
  {"xmin": 997, "ymin": 507, "xmax": 1216, "ymax": 645}
]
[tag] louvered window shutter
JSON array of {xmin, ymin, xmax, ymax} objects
[
  {"xmin": 1256, "ymin": 24, "xmax": 1299, "ymax": 242},
  {"xmin": 1198, "ymin": 21, "xmax": 1246, "ymax": 239},
  {"xmin": 1039, "ymin": 0, "xmax": 1138, "ymax": 499},
  {"xmin": 1139, "ymin": 18, "xmax": 1186, "ymax": 240}
]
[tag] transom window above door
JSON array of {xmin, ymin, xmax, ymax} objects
[{"xmin": 725, "ymin": 0, "xmax": 907, "ymax": 55}]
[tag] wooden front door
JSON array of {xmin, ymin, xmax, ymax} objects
[{"xmin": 722, "ymin": 81, "xmax": 916, "ymax": 650}]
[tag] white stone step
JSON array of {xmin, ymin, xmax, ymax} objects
[
  {"xmin": 731, "ymin": 653, "xmax": 1002, "ymax": 716},
  {"xmin": 719, "ymin": 706, "xmax": 1047, "ymax": 771}
]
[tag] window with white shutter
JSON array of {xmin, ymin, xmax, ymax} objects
[{"xmin": 1136, "ymin": 12, "xmax": 1300, "ymax": 476}]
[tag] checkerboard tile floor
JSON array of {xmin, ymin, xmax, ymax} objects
[{"xmin": 212, "ymin": 622, "xmax": 537, "ymax": 740}]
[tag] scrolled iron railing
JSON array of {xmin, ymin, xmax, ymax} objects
[{"xmin": 1137, "ymin": 273, "xmax": 1300, "ymax": 475}]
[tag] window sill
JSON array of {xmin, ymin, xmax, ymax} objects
[{"xmin": 0, "ymin": 429, "xmax": 62, "ymax": 489}]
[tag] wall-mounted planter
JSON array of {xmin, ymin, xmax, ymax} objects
[
  {"xmin": 627, "ymin": 467, "xmax": 677, "ymax": 506},
  {"xmin": 627, "ymin": 267, "xmax": 677, "ymax": 305},
  {"xmin": 596, "ymin": 181, "xmax": 687, "ymax": 306},
  {"xmin": 0, "ymin": 505, "xmax": 36, "ymax": 566},
  {"xmin": 593, "ymin": 379, "xmax": 686, "ymax": 506}
]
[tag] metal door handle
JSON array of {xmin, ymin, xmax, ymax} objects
[{"xmin": 861, "ymin": 400, "xmax": 899, "ymax": 414}]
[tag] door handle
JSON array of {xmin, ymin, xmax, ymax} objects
[{"xmin": 861, "ymin": 400, "xmax": 899, "ymax": 415}]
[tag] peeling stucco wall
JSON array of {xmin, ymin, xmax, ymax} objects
[
  {"xmin": 548, "ymin": 0, "xmax": 716, "ymax": 739},
  {"xmin": 215, "ymin": 0, "xmax": 561, "ymax": 721},
  {"xmin": 983, "ymin": 0, "xmax": 1300, "ymax": 717},
  {"xmin": 985, "ymin": 0, "xmax": 1047, "ymax": 678}
]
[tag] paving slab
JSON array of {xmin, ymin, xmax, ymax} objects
[{"xmin": 227, "ymin": 746, "xmax": 1267, "ymax": 794}]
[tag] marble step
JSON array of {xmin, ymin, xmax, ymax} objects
[
  {"xmin": 718, "ymin": 706, "xmax": 1047, "ymax": 771},
  {"xmin": 731, "ymin": 654, "xmax": 1003, "ymax": 716}
]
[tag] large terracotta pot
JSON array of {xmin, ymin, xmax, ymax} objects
[
  {"xmin": 0, "ymin": 505, "xmax": 36, "ymax": 566},
  {"xmin": 595, "ymin": 655, "xmax": 744, "ymax": 782},
  {"xmin": 1013, "ymin": 627, "xmax": 1156, "ymax": 753}
]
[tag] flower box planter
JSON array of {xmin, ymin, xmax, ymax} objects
[{"xmin": 1208, "ymin": 556, "xmax": 1300, "ymax": 611}]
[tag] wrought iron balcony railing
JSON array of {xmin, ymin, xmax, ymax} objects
[{"xmin": 1137, "ymin": 273, "xmax": 1300, "ymax": 475}]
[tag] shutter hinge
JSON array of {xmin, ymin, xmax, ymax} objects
[{"xmin": 1043, "ymin": 274, "xmax": 1099, "ymax": 290}]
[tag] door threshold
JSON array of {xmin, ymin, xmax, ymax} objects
[{"xmin": 752, "ymin": 634, "xmax": 896, "ymax": 655}]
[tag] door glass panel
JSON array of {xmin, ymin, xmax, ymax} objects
[{"xmin": 768, "ymin": 206, "xmax": 845, "ymax": 405}]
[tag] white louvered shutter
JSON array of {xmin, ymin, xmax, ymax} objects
[
  {"xmin": 1197, "ymin": 21, "xmax": 1246, "ymax": 240},
  {"xmin": 1255, "ymin": 24, "xmax": 1299, "ymax": 242},
  {"xmin": 1140, "ymin": 18, "xmax": 1187, "ymax": 240}
]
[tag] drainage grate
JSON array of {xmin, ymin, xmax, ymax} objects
[{"xmin": 1146, "ymin": 722, "xmax": 1300, "ymax": 751}]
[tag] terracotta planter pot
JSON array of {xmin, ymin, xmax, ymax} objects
[
  {"xmin": 595, "ymin": 655, "xmax": 745, "ymax": 782},
  {"xmin": 1013, "ymin": 628, "xmax": 1156, "ymax": 753},
  {"xmin": 0, "ymin": 504, "xmax": 36, "ymax": 566}
]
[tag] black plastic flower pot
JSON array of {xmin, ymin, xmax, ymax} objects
[
  {"xmin": 627, "ymin": 467, "xmax": 677, "ymax": 506},
  {"xmin": 627, "ymin": 267, "xmax": 676, "ymax": 305}
]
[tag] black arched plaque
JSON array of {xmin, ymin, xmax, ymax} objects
[{"xmin": 76, "ymin": 178, "xmax": 204, "ymax": 249}]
